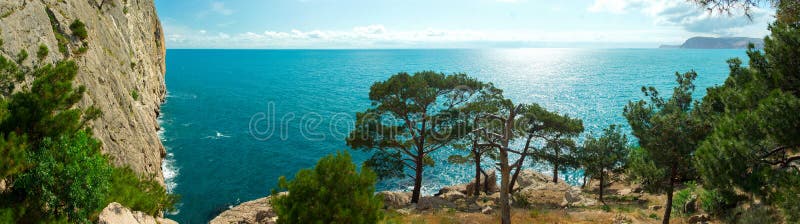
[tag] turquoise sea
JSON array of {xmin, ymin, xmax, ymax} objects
[{"xmin": 160, "ymin": 49, "xmax": 748, "ymax": 223}]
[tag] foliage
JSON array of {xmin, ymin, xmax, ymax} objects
[
  {"xmin": 0, "ymin": 133, "xmax": 26, "ymax": 179},
  {"xmin": 0, "ymin": 54, "xmax": 174, "ymax": 222},
  {"xmin": 1, "ymin": 60, "xmax": 89, "ymax": 143},
  {"xmin": 524, "ymin": 103, "xmax": 584, "ymax": 184},
  {"xmin": 347, "ymin": 71, "xmax": 486, "ymax": 202},
  {"xmin": 580, "ymin": 124, "xmax": 628, "ymax": 202},
  {"xmin": 37, "ymin": 44, "xmax": 49, "ymax": 61},
  {"xmin": 694, "ymin": 21, "xmax": 800, "ymax": 222},
  {"xmin": 70, "ymin": 19, "xmax": 88, "ymax": 40},
  {"xmin": 271, "ymin": 151, "xmax": 383, "ymax": 224},
  {"xmin": 107, "ymin": 167, "xmax": 178, "ymax": 216},
  {"xmin": 623, "ymin": 70, "xmax": 707, "ymax": 224},
  {"xmin": 16, "ymin": 49, "xmax": 27, "ymax": 64},
  {"xmin": 14, "ymin": 131, "xmax": 111, "ymax": 223},
  {"xmin": 130, "ymin": 89, "xmax": 139, "ymax": 100},
  {"xmin": 671, "ymin": 182, "xmax": 697, "ymax": 217}
]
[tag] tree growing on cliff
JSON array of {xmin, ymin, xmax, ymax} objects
[
  {"xmin": 347, "ymin": 71, "xmax": 485, "ymax": 203},
  {"xmin": 471, "ymin": 100, "xmax": 583, "ymax": 224},
  {"xmin": 447, "ymin": 84, "xmax": 505, "ymax": 196},
  {"xmin": 271, "ymin": 151, "xmax": 383, "ymax": 224},
  {"xmin": 624, "ymin": 71, "xmax": 707, "ymax": 224},
  {"xmin": 522, "ymin": 105, "xmax": 583, "ymax": 185},
  {"xmin": 580, "ymin": 124, "xmax": 629, "ymax": 204},
  {"xmin": 692, "ymin": 17, "xmax": 800, "ymax": 221},
  {"xmin": 0, "ymin": 55, "xmax": 175, "ymax": 222}
]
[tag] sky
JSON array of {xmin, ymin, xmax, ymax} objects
[{"xmin": 154, "ymin": 0, "xmax": 776, "ymax": 49}]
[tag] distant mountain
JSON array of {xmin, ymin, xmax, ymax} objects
[{"xmin": 660, "ymin": 37, "xmax": 764, "ymax": 49}]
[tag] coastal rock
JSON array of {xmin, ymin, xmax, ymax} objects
[
  {"xmin": 466, "ymin": 170, "xmax": 498, "ymax": 194},
  {"xmin": 436, "ymin": 184, "xmax": 467, "ymax": 196},
  {"xmin": 688, "ymin": 214, "xmax": 710, "ymax": 224},
  {"xmin": 377, "ymin": 191, "xmax": 412, "ymax": 209},
  {"xmin": 97, "ymin": 202, "xmax": 177, "ymax": 224},
  {"xmin": 513, "ymin": 170, "xmax": 595, "ymax": 207},
  {"xmin": 0, "ymin": 0, "xmax": 167, "ymax": 182},
  {"xmin": 415, "ymin": 196, "xmax": 455, "ymax": 210},
  {"xmin": 210, "ymin": 196, "xmax": 279, "ymax": 224}
]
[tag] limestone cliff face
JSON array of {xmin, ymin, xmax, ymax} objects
[{"xmin": 0, "ymin": 0, "xmax": 167, "ymax": 181}]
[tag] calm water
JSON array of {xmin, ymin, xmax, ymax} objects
[{"xmin": 160, "ymin": 49, "xmax": 748, "ymax": 223}]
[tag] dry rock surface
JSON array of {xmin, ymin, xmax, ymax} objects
[
  {"xmin": 210, "ymin": 195, "xmax": 280, "ymax": 224},
  {"xmin": 98, "ymin": 202, "xmax": 177, "ymax": 224},
  {"xmin": 0, "ymin": 0, "xmax": 167, "ymax": 181}
]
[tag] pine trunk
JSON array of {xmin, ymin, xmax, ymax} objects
[
  {"xmin": 663, "ymin": 165, "xmax": 677, "ymax": 224},
  {"xmin": 411, "ymin": 155, "xmax": 423, "ymax": 203}
]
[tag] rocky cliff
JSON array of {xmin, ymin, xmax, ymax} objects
[
  {"xmin": 659, "ymin": 36, "xmax": 764, "ymax": 49},
  {"xmin": 0, "ymin": 0, "xmax": 167, "ymax": 181}
]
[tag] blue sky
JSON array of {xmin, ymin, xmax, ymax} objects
[{"xmin": 155, "ymin": 0, "xmax": 775, "ymax": 49}]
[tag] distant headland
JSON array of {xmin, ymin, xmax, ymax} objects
[{"xmin": 660, "ymin": 36, "xmax": 764, "ymax": 49}]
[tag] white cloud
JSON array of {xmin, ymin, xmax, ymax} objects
[
  {"xmin": 588, "ymin": 0, "xmax": 774, "ymax": 36},
  {"xmin": 162, "ymin": 22, "xmax": 692, "ymax": 48},
  {"xmin": 210, "ymin": 2, "xmax": 233, "ymax": 15}
]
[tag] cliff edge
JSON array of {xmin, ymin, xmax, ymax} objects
[{"xmin": 0, "ymin": 0, "xmax": 167, "ymax": 181}]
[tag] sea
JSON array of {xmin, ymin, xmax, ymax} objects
[{"xmin": 159, "ymin": 48, "xmax": 749, "ymax": 223}]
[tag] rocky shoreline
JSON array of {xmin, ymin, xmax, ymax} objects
[{"xmin": 210, "ymin": 170, "xmax": 597, "ymax": 224}]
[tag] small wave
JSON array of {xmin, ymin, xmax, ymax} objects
[
  {"xmin": 203, "ymin": 131, "xmax": 231, "ymax": 140},
  {"xmin": 162, "ymin": 152, "xmax": 179, "ymax": 193}
]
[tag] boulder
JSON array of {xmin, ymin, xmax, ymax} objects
[
  {"xmin": 466, "ymin": 170, "xmax": 498, "ymax": 194},
  {"xmin": 512, "ymin": 171, "xmax": 595, "ymax": 207},
  {"xmin": 437, "ymin": 184, "xmax": 468, "ymax": 196},
  {"xmin": 377, "ymin": 191, "xmax": 412, "ymax": 209},
  {"xmin": 210, "ymin": 195, "xmax": 280, "ymax": 224},
  {"xmin": 415, "ymin": 196, "xmax": 455, "ymax": 210},
  {"xmin": 688, "ymin": 214, "xmax": 710, "ymax": 224},
  {"xmin": 439, "ymin": 191, "xmax": 467, "ymax": 202},
  {"xmin": 481, "ymin": 206, "xmax": 493, "ymax": 214},
  {"xmin": 97, "ymin": 202, "xmax": 178, "ymax": 224}
]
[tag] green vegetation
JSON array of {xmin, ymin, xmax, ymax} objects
[
  {"xmin": 271, "ymin": 151, "xmax": 383, "ymax": 224},
  {"xmin": 580, "ymin": 124, "xmax": 628, "ymax": 203},
  {"xmin": 15, "ymin": 49, "xmax": 27, "ymax": 64},
  {"xmin": 70, "ymin": 19, "xmax": 88, "ymax": 40},
  {"xmin": 0, "ymin": 50, "xmax": 175, "ymax": 223},
  {"xmin": 347, "ymin": 71, "xmax": 485, "ymax": 203},
  {"xmin": 692, "ymin": 18, "xmax": 800, "ymax": 223},
  {"xmin": 623, "ymin": 70, "xmax": 707, "ymax": 224},
  {"xmin": 131, "ymin": 89, "xmax": 139, "ymax": 100},
  {"xmin": 37, "ymin": 44, "xmax": 49, "ymax": 61}
]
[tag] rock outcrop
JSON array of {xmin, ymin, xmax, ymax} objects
[
  {"xmin": 98, "ymin": 202, "xmax": 177, "ymax": 224},
  {"xmin": 513, "ymin": 170, "xmax": 596, "ymax": 207},
  {"xmin": 0, "ymin": 0, "xmax": 167, "ymax": 181},
  {"xmin": 210, "ymin": 195, "xmax": 280, "ymax": 224},
  {"xmin": 659, "ymin": 36, "xmax": 764, "ymax": 49}
]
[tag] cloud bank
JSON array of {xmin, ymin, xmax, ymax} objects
[{"xmin": 588, "ymin": 0, "xmax": 774, "ymax": 36}]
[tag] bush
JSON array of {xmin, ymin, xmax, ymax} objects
[
  {"xmin": 37, "ymin": 44, "xmax": 48, "ymax": 61},
  {"xmin": 69, "ymin": 19, "xmax": 88, "ymax": 40},
  {"xmin": 107, "ymin": 167, "xmax": 178, "ymax": 216},
  {"xmin": 15, "ymin": 131, "xmax": 112, "ymax": 222},
  {"xmin": 130, "ymin": 89, "xmax": 139, "ymax": 100},
  {"xmin": 15, "ymin": 49, "xmax": 27, "ymax": 64},
  {"xmin": 271, "ymin": 151, "xmax": 383, "ymax": 224},
  {"xmin": 671, "ymin": 182, "xmax": 698, "ymax": 216}
]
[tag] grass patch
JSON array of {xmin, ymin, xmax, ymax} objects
[
  {"xmin": 69, "ymin": 19, "xmax": 87, "ymax": 40},
  {"xmin": 130, "ymin": 89, "xmax": 139, "ymax": 101},
  {"xmin": 37, "ymin": 44, "xmax": 49, "ymax": 61}
]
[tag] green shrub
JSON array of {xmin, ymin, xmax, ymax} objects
[
  {"xmin": 15, "ymin": 131, "xmax": 112, "ymax": 223},
  {"xmin": 36, "ymin": 44, "xmax": 49, "ymax": 61},
  {"xmin": 130, "ymin": 89, "xmax": 139, "ymax": 100},
  {"xmin": 69, "ymin": 19, "xmax": 88, "ymax": 40},
  {"xmin": 15, "ymin": 49, "xmax": 27, "ymax": 64},
  {"xmin": 107, "ymin": 167, "xmax": 178, "ymax": 216},
  {"xmin": 0, "ymin": 133, "xmax": 27, "ymax": 179},
  {"xmin": 272, "ymin": 151, "xmax": 383, "ymax": 224},
  {"xmin": 671, "ymin": 182, "xmax": 698, "ymax": 216}
]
